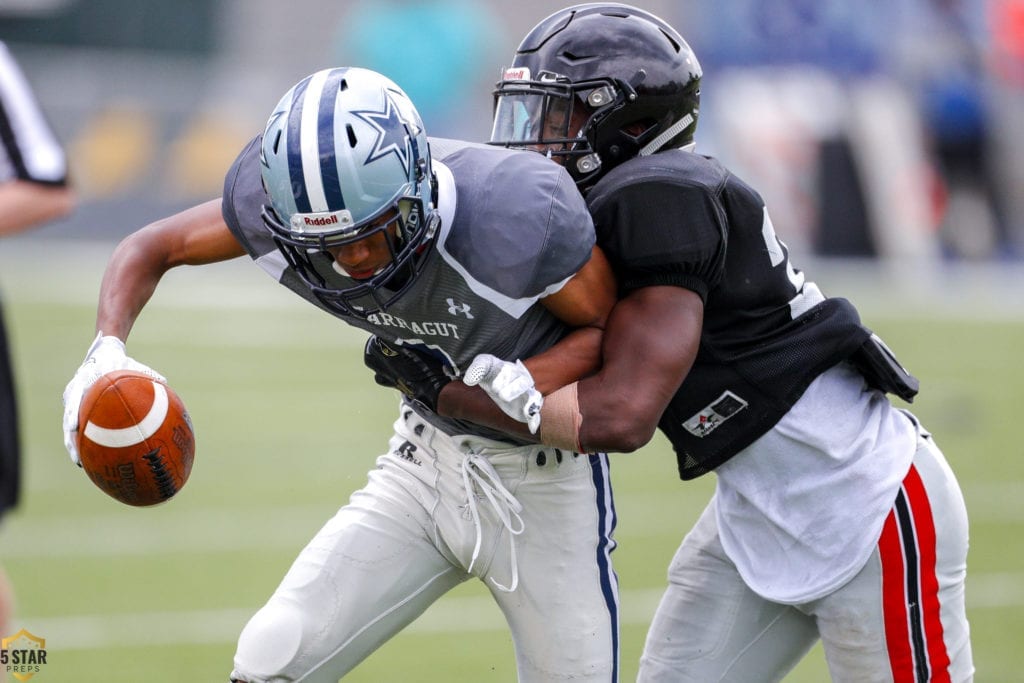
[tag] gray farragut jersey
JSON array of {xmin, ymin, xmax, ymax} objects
[
  {"xmin": 222, "ymin": 135, "xmax": 595, "ymax": 442},
  {"xmin": 588, "ymin": 150, "xmax": 886, "ymax": 479}
]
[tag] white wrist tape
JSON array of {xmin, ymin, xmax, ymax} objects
[{"xmin": 538, "ymin": 382, "xmax": 583, "ymax": 452}]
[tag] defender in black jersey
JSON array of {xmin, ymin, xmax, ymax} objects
[
  {"xmin": 62, "ymin": 68, "xmax": 623, "ymax": 682},
  {"xmin": 0, "ymin": 40, "xmax": 75, "ymax": 637},
  {"xmin": 434, "ymin": 4, "xmax": 973, "ymax": 681}
]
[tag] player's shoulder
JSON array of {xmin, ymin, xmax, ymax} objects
[
  {"xmin": 590, "ymin": 150, "xmax": 729, "ymax": 202},
  {"xmin": 434, "ymin": 142, "xmax": 593, "ymax": 298},
  {"xmin": 585, "ymin": 150, "xmax": 733, "ymax": 261},
  {"xmin": 224, "ymin": 135, "xmax": 262, "ymax": 188},
  {"xmin": 428, "ymin": 136, "xmax": 492, "ymax": 161},
  {"xmin": 223, "ymin": 135, "xmax": 264, "ymax": 208},
  {"xmin": 222, "ymin": 134, "xmax": 273, "ymax": 255},
  {"xmin": 432, "ymin": 137, "xmax": 567, "ymax": 184},
  {"xmin": 437, "ymin": 140, "xmax": 585, "ymax": 233}
]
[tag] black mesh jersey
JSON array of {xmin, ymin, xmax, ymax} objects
[{"xmin": 587, "ymin": 150, "xmax": 871, "ymax": 479}]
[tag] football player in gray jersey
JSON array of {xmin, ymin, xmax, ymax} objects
[
  {"xmin": 61, "ymin": 67, "xmax": 622, "ymax": 682},
  {"xmin": 422, "ymin": 5, "xmax": 972, "ymax": 682}
]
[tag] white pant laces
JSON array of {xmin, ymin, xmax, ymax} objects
[{"xmin": 460, "ymin": 452, "xmax": 525, "ymax": 592}]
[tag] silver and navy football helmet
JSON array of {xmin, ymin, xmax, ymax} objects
[
  {"xmin": 489, "ymin": 3, "xmax": 701, "ymax": 190},
  {"xmin": 260, "ymin": 67, "xmax": 438, "ymax": 317}
]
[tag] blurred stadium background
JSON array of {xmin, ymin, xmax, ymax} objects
[{"xmin": 0, "ymin": 0, "xmax": 1022, "ymax": 681}]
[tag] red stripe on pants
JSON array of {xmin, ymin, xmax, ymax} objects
[
  {"xmin": 879, "ymin": 507, "xmax": 914, "ymax": 682},
  {"xmin": 902, "ymin": 464, "xmax": 952, "ymax": 682},
  {"xmin": 879, "ymin": 464, "xmax": 952, "ymax": 682}
]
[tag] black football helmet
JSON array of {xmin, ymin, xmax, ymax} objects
[{"xmin": 490, "ymin": 3, "xmax": 701, "ymax": 189}]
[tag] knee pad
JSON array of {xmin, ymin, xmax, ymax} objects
[{"xmin": 231, "ymin": 601, "xmax": 305, "ymax": 682}]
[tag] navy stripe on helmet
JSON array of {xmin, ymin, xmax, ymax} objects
[
  {"xmin": 317, "ymin": 68, "xmax": 347, "ymax": 212},
  {"xmin": 286, "ymin": 75, "xmax": 312, "ymax": 213}
]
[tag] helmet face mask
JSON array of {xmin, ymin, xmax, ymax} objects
[
  {"xmin": 489, "ymin": 3, "xmax": 702, "ymax": 190},
  {"xmin": 260, "ymin": 67, "xmax": 438, "ymax": 317},
  {"xmin": 262, "ymin": 195, "xmax": 433, "ymax": 316},
  {"xmin": 491, "ymin": 70, "xmax": 628, "ymax": 181},
  {"xmin": 493, "ymin": 84, "xmax": 576, "ymax": 154}
]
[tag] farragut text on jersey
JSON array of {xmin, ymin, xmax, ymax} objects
[{"xmin": 366, "ymin": 312, "xmax": 461, "ymax": 339}]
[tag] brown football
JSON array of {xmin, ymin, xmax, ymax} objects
[{"xmin": 77, "ymin": 369, "xmax": 195, "ymax": 507}]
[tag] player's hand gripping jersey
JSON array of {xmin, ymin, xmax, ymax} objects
[{"xmin": 587, "ymin": 149, "xmax": 918, "ymax": 479}]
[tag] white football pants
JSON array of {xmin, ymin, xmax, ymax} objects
[
  {"xmin": 638, "ymin": 424, "xmax": 973, "ymax": 682},
  {"xmin": 231, "ymin": 406, "xmax": 620, "ymax": 682}
]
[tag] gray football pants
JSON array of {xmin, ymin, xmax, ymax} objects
[
  {"xmin": 231, "ymin": 407, "xmax": 620, "ymax": 682},
  {"xmin": 638, "ymin": 427, "xmax": 973, "ymax": 682}
]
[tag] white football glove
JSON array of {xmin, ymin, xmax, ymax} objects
[
  {"xmin": 61, "ymin": 332, "xmax": 166, "ymax": 466},
  {"xmin": 463, "ymin": 354, "xmax": 542, "ymax": 434}
]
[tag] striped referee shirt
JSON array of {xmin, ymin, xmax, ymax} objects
[{"xmin": 0, "ymin": 41, "xmax": 67, "ymax": 186}]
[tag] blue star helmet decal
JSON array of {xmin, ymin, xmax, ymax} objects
[{"xmin": 353, "ymin": 89, "xmax": 414, "ymax": 177}]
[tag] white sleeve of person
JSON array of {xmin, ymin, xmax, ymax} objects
[
  {"xmin": 463, "ymin": 354, "xmax": 542, "ymax": 434},
  {"xmin": 61, "ymin": 332, "xmax": 166, "ymax": 466}
]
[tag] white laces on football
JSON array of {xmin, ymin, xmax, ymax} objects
[{"xmin": 460, "ymin": 452, "xmax": 524, "ymax": 592}]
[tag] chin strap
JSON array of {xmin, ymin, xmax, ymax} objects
[{"xmin": 639, "ymin": 113, "xmax": 695, "ymax": 156}]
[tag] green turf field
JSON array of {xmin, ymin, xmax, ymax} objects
[{"xmin": 0, "ymin": 240, "xmax": 1021, "ymax": 682}]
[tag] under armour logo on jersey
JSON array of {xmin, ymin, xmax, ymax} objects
[{"xmin": 447, "ymin": 298, "xmax": 474, "ymax": 318}]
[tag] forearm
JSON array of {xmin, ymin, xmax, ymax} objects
[
  {"xmin": 0, "ymin": 181, "xmax": 75, "ymax": 236},
  {"xmin": 574, "ymin": 287, "xmax": 703, "ymax": 452},
  {"xmin": 437, "ymin": 382, "xmax": 538, "ymax": 442},
  {"xmin": 435, "ymin": 245, "xmax": 613, "ymax": 442},
  {"xmin": 495, "ymin": 286, "xmax": 704, "ymax": 454},
  {"xmin": 435, "ymin": 325, "xmax": 602, "ymax": 437},
  {"xmin": 522, "ymin": 326, "xmax": 602, "ymax": 394},
  {"xmin": 94, "ymin": 199, "xmax": 243, "ymax": 340},
  {"xmin": 95, "ymin": 228, "xmax": 172, "ymax": 340},
  {"xmin": 527, "ymin": 244, "xmax": 613, "ymax": 394}
]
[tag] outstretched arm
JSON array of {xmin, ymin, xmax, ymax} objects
[
  {"xmin": 0, "ymin": 180, "xmax": 75, "ymax": 236},
  {"xmin": 95, "ymin": 198, "xmax": 246, "ymax": 340},
  {"xmin": 62, "ymin": 198, "xmax": 246, "ymax": 465}
]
